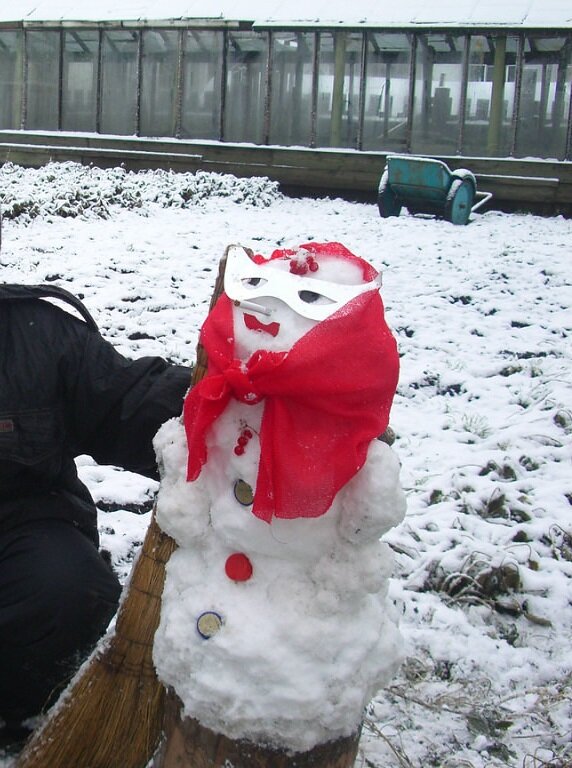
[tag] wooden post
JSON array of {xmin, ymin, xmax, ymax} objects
[
  {"xmin": 487, "ymin": 35, "xmax": 507, "ymax": 155},
  {"xmin": 152, "ymin": 690, "xmax": 362, "ymax": 768},
  {"xmin": 537, "ymin": 63, "xmax": 550, "ymax": 144},
  {"xmin": 330, "ymin": 31, "xmax": 346, "ymax": 147},
  {"xmin": 420, "ymin": 40, "xmax": 433, "ymax": 142},
  {"xmin": 10, "ymin": 31, "xmax": 24, "ymax": 129},
  {"xmin": 383, "ymin": 61, "xmax": 391, "ymax": 140},
  {"xmin": 291, "ymin": 33, "xmax": 306, "ymax": 143},
  {"xmin": 552, "ymin": 44, "xmax": 570, "ymax": 157}
]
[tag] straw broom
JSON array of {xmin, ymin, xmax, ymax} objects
[{"xmin": 16, "ymin": 252, "xmax": 229, "ymax": 768}]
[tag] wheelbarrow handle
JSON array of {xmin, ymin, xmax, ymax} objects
[{"xmin": 471, "ymin": 190, "xmax": 493, "ymax": 213}]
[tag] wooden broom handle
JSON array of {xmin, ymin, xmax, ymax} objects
[{"xmin": 191, "ymin": 248, "xmax": 230, "ymax": 387}]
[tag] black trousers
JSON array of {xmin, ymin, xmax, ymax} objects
[{"xmin": 0, "ymin": 519, "xmax": 121, "ymax": 723}]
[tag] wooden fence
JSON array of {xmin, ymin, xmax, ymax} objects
[{"xmin": 1, "ymin": 131, "xmax": 571, "ymax": 215}]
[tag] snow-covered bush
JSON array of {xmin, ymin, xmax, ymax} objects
[{"xmin": 0, "ymin": 162, "xmax": 282, "ymax": 222}]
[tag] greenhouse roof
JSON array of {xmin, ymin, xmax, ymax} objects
[{"xmin": 1, "ymin": 0, "xmax": 571, "ymax": 28}]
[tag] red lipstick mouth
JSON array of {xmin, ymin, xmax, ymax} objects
[{"xmin": 244, "ymin": 313, "xmax": 280, "ymax": 337}]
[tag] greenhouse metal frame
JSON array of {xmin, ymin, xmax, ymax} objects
[{"xmin": 0, "ymin": 21, "xmax": 571, "ymax": 161}]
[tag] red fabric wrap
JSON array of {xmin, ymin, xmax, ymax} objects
[{"xmin": 184, "ymin": 284, "xmax": 399, "ymax": 523}]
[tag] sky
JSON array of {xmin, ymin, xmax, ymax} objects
[{"xmin": 0, "ymin": 160, "xmax": 571, "ymax": 767}]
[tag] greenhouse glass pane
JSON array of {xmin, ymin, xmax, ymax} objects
[
  {"xmin": 140, "ymin": 30, "xmax": 179, "ymax": 138},
  {"xmin": 0, "ymin": 31, "xmax": 23, "ymax": 129},
  {"xmin": 463, "ymin": 34, "xmax": 519, "ymax": 156},
  {"xmin": 315, "ymin": 31, "xmax": 364, "ymax": 149},
  {"xmin": 362, "ymin": 33, "xmax": 412, "ymax": 152},
  {"xmin": 62, "ymin": 30, "xmax": 99, "ymax": 132},
  {"xmin": 180, "ymin": 30, "xmax": 223, "ymax": 140},
  {"xmin": 269, "ymin": 32, "xmax": 314, "ymax": 147},
  {"xmin": 26, "ymin": 31, "xmax": 60, "ymax": 130},
  {"xmin": 515, "ymin": 34, "xmax": 572, "ymax": 160},
  {"xmin": 100, "ymin": 30, "xmax": 139, "ymax": 136},
  {"xmin": 223, "ymin": 31, "xmax": 267, "ymax": 144},
  {"xmin": 411, "ymin": 33, "xmax": 466, "ymax": 155}
]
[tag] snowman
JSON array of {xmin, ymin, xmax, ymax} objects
[{"xmin": 152, "ymin": 242, "xmax": 406, "ymax": 753}]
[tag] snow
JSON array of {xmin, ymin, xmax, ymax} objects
[
  {"xmin": 0, "ymin": 0, "xmax": 571, "ymax": 26},
  {"xmin": 1, "ymin": 160, "xmax": 571, "ymax": 766}
]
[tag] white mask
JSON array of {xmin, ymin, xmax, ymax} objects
[{"xmin": 224, "ymin": 245, "xmax": 381, "ymax": 322}]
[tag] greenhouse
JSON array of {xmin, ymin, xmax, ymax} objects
[{"xmin": 0, "ymin": 0, "xmax": 571, "ymax": 161}]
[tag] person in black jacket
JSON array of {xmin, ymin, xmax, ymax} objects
[{"xmin": 0, "ymin": 283, "xmax": 191, "ymax": 745}]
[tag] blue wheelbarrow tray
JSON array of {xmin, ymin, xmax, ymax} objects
[{"xmin": 378, "ymin": 155, "xmax": 492, "ymax": 225}]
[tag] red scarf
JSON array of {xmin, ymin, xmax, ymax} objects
[{"xmin": 184, "ymin": 292, "xmax": 399, "ymax": 523}]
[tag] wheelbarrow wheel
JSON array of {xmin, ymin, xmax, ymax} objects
[
  {"xmin": 444, "ymin": 178, "xmax": 475, "ymax": 225},
  {"xmin": 377, "ymin": 170, "xmax": 402, "ymax": 218}
]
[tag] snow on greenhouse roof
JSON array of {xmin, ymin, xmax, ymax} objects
[{"xmin": 0, "ymin": 0, "xmax": 571, "ymax": 27}]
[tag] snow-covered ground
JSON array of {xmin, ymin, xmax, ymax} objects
[{"xmin": 1, "ymin": 161, "xmax": 571, "ymax": 767}]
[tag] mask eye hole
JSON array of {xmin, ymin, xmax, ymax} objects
[
  {"xmin": 242, "ymin": 277, "xmax": 267, "ymax": 288},
  {"xmin": 299, "ymin": 290, "xmax": 333, "ymax": 305},
  {"xmin": 299, "ymin": 290, "xmax": 320, "ymax": 304}
]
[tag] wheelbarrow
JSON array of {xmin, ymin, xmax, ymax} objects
[{"xmin": 377, "ymin": 155, "xmax": 492, "ymax": 225}]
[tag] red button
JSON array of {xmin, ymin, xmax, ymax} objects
[{"xmin": 225, "ymin": 553, "xmax": 253, "ymax": 582}]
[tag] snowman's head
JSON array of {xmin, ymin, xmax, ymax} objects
[{"xmin": 224, "ymin": 243, "xmax": 381, "ymax": 357}]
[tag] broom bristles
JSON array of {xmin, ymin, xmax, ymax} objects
[
  {"xmin": 18, "ymin": 664, "xmax": 165, "ymax": 768},
  {"xmin": 16, "ymin": 252, "xmax": 229, "ymax": 768},
  {"xmin": 16, "ymin": 515, "xmax": 175, "ymax": 768}
]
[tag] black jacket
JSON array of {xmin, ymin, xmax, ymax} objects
[{"xmin": 0, "ymin": 284, "xmax": 191, "ymax": 546}]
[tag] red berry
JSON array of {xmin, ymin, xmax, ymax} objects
[
  {"xmin": 234, "ymin": 445, "xmax": 245, "ymax": 456},
  {"xmin": 243, "ymin": 429, "xmax": 253, "ymax": 439},
  {"xmin": 290, "ymin": 261, "xmax": 309, "ymax": 275},
  {"xmin": 237, "ymin": 435, "xmax": 248, "ymax": 447}
]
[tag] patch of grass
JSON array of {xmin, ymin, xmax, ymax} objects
[
  {"xmin": 499, "ymin": 364, "xmax": 523, "ymax": 377},
  {"xmin": 553, "ymin": 409, "xmax": 572, "ymax": 433},
  {"xmin": 461, "ymin": 414, "xmax": 491, "ymax": 440},
  {"xmin": 427, "ymin": 489, "xmax": 446, "ymax": 506},
  {"xmin": 519, "ymin": 455, "xmax": 540, "ymax": 472},
  {"xmin": 474, "ymin": 489, "xmax": 531, "ymax": 522},
  {"xmin": 543, "ymin": 525, "xmax": 572, "ymax": 562},
  {"xmin": 422, "ymin": 551, "xmax": 522, "ymax": 610},
  {"xmin": 479, "ymin": 461, "xmax": 518, "ymax": 481}
]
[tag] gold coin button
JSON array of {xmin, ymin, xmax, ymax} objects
[
  {"xmin": 233, "ymin": 479, "xmax": 254, "ymax": 506},
  {"xmin": 197, "ymin": 611, "xmax": 223, "ymax": 639}
]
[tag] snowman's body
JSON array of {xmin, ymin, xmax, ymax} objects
[{"xmin": 153, "ymin": 245, "xmax": 406, "ymax": 752}]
